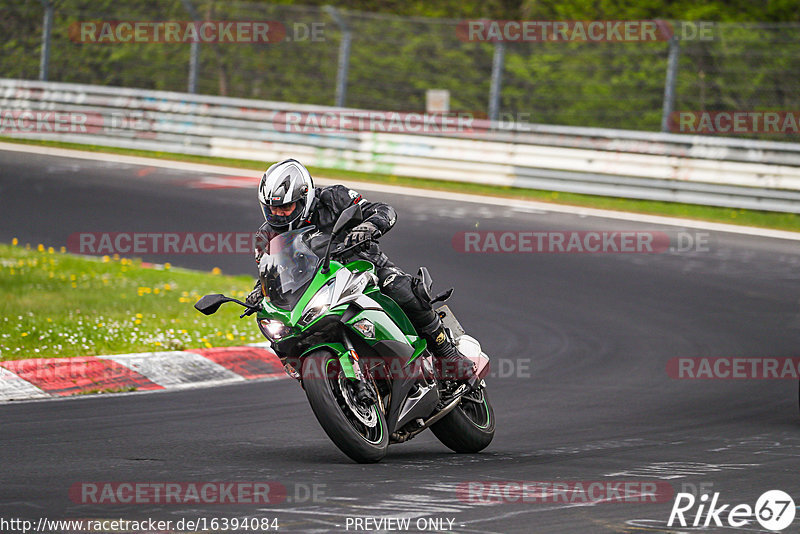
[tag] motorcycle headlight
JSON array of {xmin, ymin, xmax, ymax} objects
[
  {"xmin": 259, "ymin": 319, "xmax": 290, "ymax": 341},
  {"xmin": 300, "ymin": 283, "xmax": 332, "ymax": 325}
]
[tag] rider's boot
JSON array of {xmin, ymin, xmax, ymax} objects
[{"xmin": 422, "ymin": 323, "xmax": 477, "ymax": 385}]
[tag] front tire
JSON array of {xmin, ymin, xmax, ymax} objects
[
  {"xmin": 430, "ymin": 388, "xmax": 495, "ymax": 453},
  {"xmin": 302, "ymin": 350, "xmax": 389, "ymax": 463}
]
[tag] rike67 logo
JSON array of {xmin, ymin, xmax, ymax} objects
[{"xmin": 668, "ymin": 490, "xmax": 796, "ymax": 531}]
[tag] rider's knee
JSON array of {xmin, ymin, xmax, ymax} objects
[{"xmin": 379, "ymin": 268, "xmax": 430, "ymax": 312}]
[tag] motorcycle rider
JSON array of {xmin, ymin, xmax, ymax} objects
[{"xmin": 247, "ymin": 159, "xmax": 476, "ymax": 395}]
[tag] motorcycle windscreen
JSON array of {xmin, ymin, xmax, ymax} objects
[{"xmin": 259, "ymin": 227, "xmax": 320, "ymax": 311}]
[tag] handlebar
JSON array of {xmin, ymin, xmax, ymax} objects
[
  {"xmin": 331, "ymin": 241, "xmax": 367, "ymax": 257},
  {"xmin": 239, "ymin": 305, "xmax": 260, "ymax": 319}
]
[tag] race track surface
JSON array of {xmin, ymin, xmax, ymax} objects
[{"xmin": 1, "ymin": 149, "xmax": 799, "ymax": 533}]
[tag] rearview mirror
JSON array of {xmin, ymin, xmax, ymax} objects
[
  {"xmin": 332, "ymin": 203, "xmax": 363, "ymax": 235},
  {"xmin": 194, "ymin": 293, "xmax": 234, "ymax": 315}
]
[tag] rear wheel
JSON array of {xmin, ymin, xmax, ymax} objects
[
  {"xmin": 302, "ymin": 350, "xmax": 388, "ymax": 463},
  {"xmin": 430, "ymin": 388, "xmax": 495, "ymax": 453}
]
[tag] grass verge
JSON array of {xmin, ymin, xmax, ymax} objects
[
  {"xmin": 0, "ymin": 241, "xmax": 262, "ymax": 360},
  {"xmin": 2, "ymin": 136, "xmax": 799, "ymax": 232}
]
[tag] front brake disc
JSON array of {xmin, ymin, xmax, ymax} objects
[{"xmin": 338, "ymin": 374, "xmax": 378, "ymax": 428}]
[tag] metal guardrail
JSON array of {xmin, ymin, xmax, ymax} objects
[{"xmin": 2, "ymin": 78, "xmax": 800, "ymax": 213}]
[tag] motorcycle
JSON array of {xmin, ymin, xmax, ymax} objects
[{"xmin": 195, "ymin": 204, "xmax": 494, "ymax": 463}]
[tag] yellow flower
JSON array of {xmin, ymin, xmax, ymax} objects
[
  {"xmin": 164, "ymin": 262, "xmax": 171, "ymax": 270},
  {"xmin": 97, "ymin": 323, "xmax": 104, "ymax": 327},
  {"xmin": 153, "ymin": 288, "xmax": 160, "ymax": 295},
  {"xmin": 60, "ymin": 246, "xmax": 66, "ymax": 253},
  {"xmin": 12, "ymin": 237, "xmax": 18, "ymax": 246},
  {"xmin": 135, "ymin": 313, "xmax": 143, "ymax": 319},
  {"xmin": 112, "ymin": 254, "xmax": 119, "ymax": 260},
  {"xmin": 47, "ymin": 247, "xmax": 54, "ymax": 254},
  {"xmin": 69, "ymin": 274, "xmax": 76, "ymax": 281},
  {"xmin": 46, "ymin": 318, "xmax": 52, "ymax": 322},
  {"xmin": 225, "ymin": 333, "xmax": 234, "ymax": 340},
  {"xmin": 37, "ymin": 244, "xmax": 45, "ymax": 252},
  {"xmin": 211, "ymin": 267, "xmax": 222, "ymax": 275},
  {"xmin": 164, "ymin": 284, "xmax": 171, "ymax": 291},
  {"xmin": 21, "ymin": 332, "xmax": 29, "ymax": 337},
  {"xmin": 204, "ymin": 342, "xmax": 212, "ymax": 348},
  {"xmin": 134, "ymin": 319, "xmax": 141, "ymax": 325},
  {"xmin": 102, "ymin": 255, "xmax": 110, "ymax": 263}
]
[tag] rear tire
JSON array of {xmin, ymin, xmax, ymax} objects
[
  {"xmin": 302, "ymin": 350, "xmax": 388, "ymax": 463},
  {"xmin": 430, "ymin": 388, "xmax": 495, "ymax": 453}
]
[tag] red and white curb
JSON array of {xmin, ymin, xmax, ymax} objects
[{"xmin": 0, "ymin": 343, "xmax": 286, "ymax": 402}]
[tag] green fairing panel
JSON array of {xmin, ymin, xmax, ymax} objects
[
  {"xmin": 344, "ymin": 259, "xmax": 376, "ymax": 275},
  {"xmin": 346, "ymin": 309, "xmax": 407, "ymax": 345},
  {"xmin": 363, "ymin": 289, "xmax": 428, "ymax": 359},
  {"xmin": 344, "ymin": 305, "xmax": 427, "ymax": 362},
  {"xmin": 300, "ymin": 341, "xmax": 356, "ymax": 379},
  {"xmin": 366, "ymin": 289, "xmax": 417, "ymax": 337}
]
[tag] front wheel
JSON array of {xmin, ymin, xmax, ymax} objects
[
  {"xmin": 302, "ymin": 350, "xmax": 389, "ymax": 463},
  {"xmin": 430, "ymin": 388, "xmax": 495, "ymax": 453}
]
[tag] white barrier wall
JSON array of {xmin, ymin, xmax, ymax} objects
[{"xmin": 2, "ymin": 78, "xmax": 800, "ymax": 212}]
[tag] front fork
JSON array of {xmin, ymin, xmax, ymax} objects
[
  {"xmin": 341, "ymin": 332, "xmax": 380, "ymax": 404},
  {"xmin": 341, "ymin": 333, "xmax": 363, "ymax": 380}
]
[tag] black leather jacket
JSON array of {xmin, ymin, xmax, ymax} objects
[{"xmin": 255, "ymin": 185, "xmax": 396, "ymax": 263}]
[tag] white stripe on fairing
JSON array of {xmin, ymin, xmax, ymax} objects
[
  {"xmin": 100, "ymin": 351, "xmax": 244, "ymax": 388},
  {"xmin": 0, "ymin": 367, "xmax": 48, "ymax": 401},
  {"xmin": 2, "ymin": 142, "xmax": 799, "ymax": 242}
]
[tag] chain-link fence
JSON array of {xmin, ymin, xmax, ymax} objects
[{"xmin": 3, "ymin": 1, "xmax": 800, "ymax": 137}]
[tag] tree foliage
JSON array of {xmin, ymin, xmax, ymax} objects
[{"xmin": 2, "ymin": 0, "xmax": 799, "ymax": 134}]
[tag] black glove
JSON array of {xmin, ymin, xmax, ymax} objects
[
  {"xmin": 344, "ymin": 222, "xmax": 379, "ymax": 251},
  {"xmin": 245, "ymin": 283, "xmax": 263, "ymax": 308}
]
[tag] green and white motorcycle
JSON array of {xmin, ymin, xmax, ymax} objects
[{"xmin": 195, "ymin": 204, "xmax": 494, "ymax": 463}]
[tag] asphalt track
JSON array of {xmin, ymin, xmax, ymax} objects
[{"xmin": 1, "ymin": 147, "xmax": 800, "ymax": 533}]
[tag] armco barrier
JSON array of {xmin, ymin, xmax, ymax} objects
[{"xmin": 2, "ymin": 78, "xmax": 800, "ymax": 213}]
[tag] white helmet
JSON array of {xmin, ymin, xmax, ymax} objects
[{"xmin": 257, "ymin": 159, "xmax": 316, "ymax": 230}]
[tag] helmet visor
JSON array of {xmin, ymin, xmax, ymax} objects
[{"xmin": 262, "ymin": 198, "xmax": 306, "ymax": 228}]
